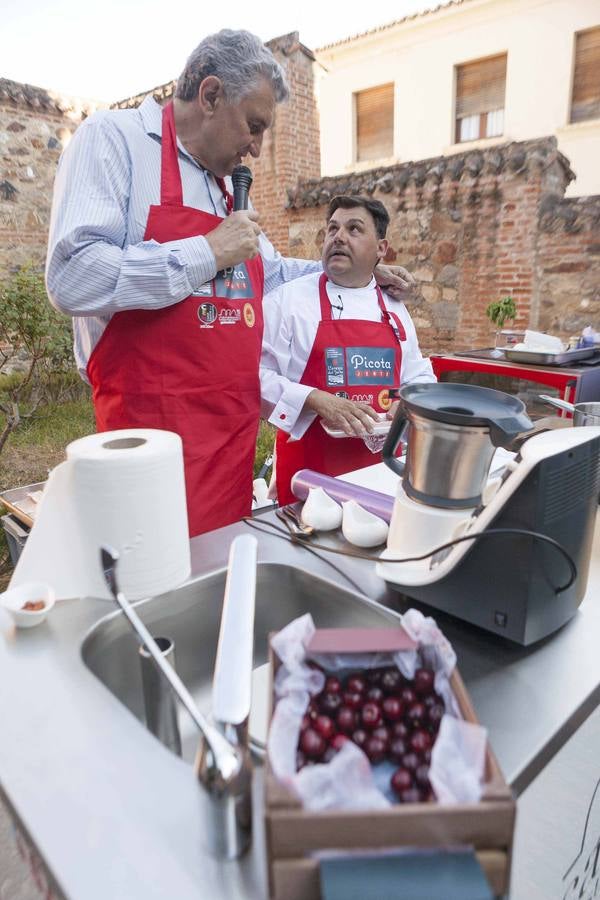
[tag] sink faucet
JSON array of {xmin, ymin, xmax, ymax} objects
[{"xmin": 101, "ymin": 535, "xmax": 258, "ymax": 860}]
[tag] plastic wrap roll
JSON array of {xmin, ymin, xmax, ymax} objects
[
  {"xmin": 9, "ymin": 429, "xmax": 191, "ymax": 601},
  {"xmin": 290, "ymin": 469, "xmax": 395, "ymax": 523}
]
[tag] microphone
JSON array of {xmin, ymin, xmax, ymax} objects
[{"xmin": 231, "ymin": 164, "xmax": 253, "ymax": 211}]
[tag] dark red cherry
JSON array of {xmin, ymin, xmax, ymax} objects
[
  {"xmin": 414, "ymin": 668, "xmax": 435, "ymax": 696},
  {"xmin": 405, "ymin": 701, "xmax": 426, "ymax": 728},
  {"xmin": 401, "ymin": 752, "xmax": 420, "ymax": 773},
  {"xmin": 300, "ymin": 728, "xmax": 326, "ymax": 759},
  {"xmin": 324, "ymin": 676, "xmax": 342, "ymax": 694},
  {"xmin": 331, "ymin": 733, "xmax": 350, "ymax": 751},
  {"xmin": 343, "ymin": 691, "xmax": 363, "ymax": 710},
  {"xmin": 351, "ymin": 728, "xmax": 368, "ymax": 748},
  {"xmin": 366, "ymin": 686, "xmax": 384, "ymax": 703},
  {"xmin": 381, "ymin": 667, "xmax": 403, "ymax": 693},
  {"xmin": 410, "ymin": 728, "xmax": 432, "ymax": 754},
  {"xmin": 391, "ymin": 767, "xmax": 413, "ymax": 795},
  {"xmin": 372, "ymin": 725, "xmax": 391, "ymax": 749},
  {"xmin": 391, "ymin": 721, "xmax": 409, "ymax": 740},
  {"xmin": 367, "ymin": 668, "xmax": 385, "ymax": 685},
  {"xmin": 389, "ymin": 737, "xmax": 408, "ymax": 763},
  {"xmin": 314, "ymin": 715, "xmax": 335, "ymax": 741},
  {"xmin": 320, "ymin": 692, "xmax": 343, "ymax": 715},
  {"xmin": 361, "ymin": 702, "xmax": 383, "ymax": 731},
  {"xmin": 427, "ymin": 703, "xmax": 445, "ymax": 731},
  {"xmin": 382, "ymin": 696, "xmax": 404, "ymax": 722},
  {"xmin": 346, "ymin": 674, "xmax": 367, "ymax": 695},
  {"xmin": 337, "ymin": 706, "xmax": 357, "ymax": 734},
  {"xmin": 415, "ymin": 764, "xmax": 431, "ymax": 790},
  {"xmin": 364, "ymin": 736, "xmax": 387, "ymax": 763},
  {"xmin": 400, "ymin": 686, "xmax": 417, "ymax": 706}
]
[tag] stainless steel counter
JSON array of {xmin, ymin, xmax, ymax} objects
[{"xmin": 1, "ymin": 509, "xmax": 600, "ymax": 899}]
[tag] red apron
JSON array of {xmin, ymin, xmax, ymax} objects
[
  {"xmin": 276, "ymin": 273, "xmax": 405, "ymax": 505},
  {"xmin": 87, "ymin": 102, "xmax": 264, "ymax": 537}
]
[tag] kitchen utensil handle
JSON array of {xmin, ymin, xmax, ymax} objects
[
  {"xmin": 382, "ymin": 407, "xmax": 407, "ymax": 476},
  {"xmin": 539, "ymin": 394, "xmax": 575, "ymax": 414},
  {"xmin": 212, "ymin": 535, "xmax": 257, "ymax": 726}
]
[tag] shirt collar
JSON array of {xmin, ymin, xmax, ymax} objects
[
  {"xmin": 329, "ymin": 275, "xmax": 377, "ymax": 292},
  {"xmin": 138, "ymin": 96, "xmax": 202, "ymax": 169},
  {"xmin": 138, "ymin": 96, "xmax": 164, "ymax": 138}
]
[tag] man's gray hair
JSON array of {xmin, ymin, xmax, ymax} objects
[{"xmin": 176, "ymin": 30, "xmax": 289, "ymax": 104}]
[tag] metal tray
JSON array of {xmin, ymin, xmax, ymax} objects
[
  {"xmin": 0, "ymin": 481, "xmax": 46, "ymax": 527},
  {"xmin": 504, "ymin": 347, "xmax": 596, "ymax": 366}
]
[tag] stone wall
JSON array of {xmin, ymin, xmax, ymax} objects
[
  {"xmin": 0, "ymin": 80, "xmax": 97, "ymax": 275},
  {"xmin": 286, "ymin": 137, "xmax": 600, "ymax": 353}
]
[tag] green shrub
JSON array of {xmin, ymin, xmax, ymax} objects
[{"xmin": 0, "ymin": 262, "xmax": 76, "ymax": 454}]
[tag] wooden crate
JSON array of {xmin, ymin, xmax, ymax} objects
[{"xmin": 264, "ymin": 637, "xmax": 515, "ymax": 899}]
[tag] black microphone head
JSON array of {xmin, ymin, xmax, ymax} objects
[
  {"xmin": 231, "ymin": 164, "xmax": 253, "ymax": 211},
  {"xmin": 231, "ymin": 164, "xmax": 253, "ymax": 190}
]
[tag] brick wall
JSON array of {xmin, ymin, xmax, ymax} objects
[
  {"xmin": 285, "ymin": 137, "xmax": 600, "ymax": 353},
  {"xmin": 243, "ymin": 33, "xmax": 321, "ymax": 254}
]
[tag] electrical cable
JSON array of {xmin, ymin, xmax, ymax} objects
[{"xmin": 241, "ymin": 518, "xmax": 577, "ymax": 594}]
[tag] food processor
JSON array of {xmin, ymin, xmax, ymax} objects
[{"xmin": 377, "ymin": 383, "xmax": 600, "ymax": 644}]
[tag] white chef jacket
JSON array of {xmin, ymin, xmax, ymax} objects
[{"xmin": 260, "ymin": 272, "xmax": 436, "ymax": 440}]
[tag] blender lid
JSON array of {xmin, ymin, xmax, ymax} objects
[{"xmin": 399, "ymin": 383, "xmax": 533, "ymax": 446}]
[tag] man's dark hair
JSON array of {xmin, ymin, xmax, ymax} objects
[{"xmin": 327, "ymin": 195, "xmax": 390, "ymax": 240}]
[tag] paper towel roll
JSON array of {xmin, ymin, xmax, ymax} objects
[{"xmin": 9, "ymin": 429, "xmax": 191, "ymax": 602}]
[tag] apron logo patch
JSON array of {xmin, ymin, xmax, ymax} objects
[
  {"xmin": 378, "ymin": 389, "xmax": 392, "ymax": 410},
  {"xmin": 218, "ymin": 307, "xmax": 241, "ymax": 325},
  {"xmin": 325, "ymin": 347, "xmax": 346, "ymax": 386},
  {"xmin": 243, "ymin": 303, "xmax": 255, "ymax": 328},
  {"xmin": 214, "ymin": 262, "xmax": 254, "ymax": 300},
  {"xmin": 346, "ymin": 347, "xmax": 395, "ymax": 386},
  {"xmin": 197, "ymin": 302, "xmax": 218, "ymax": 327}
]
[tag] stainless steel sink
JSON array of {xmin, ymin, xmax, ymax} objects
[{"xmin": 81, "ymin": 562, "xmax": 403, "ymax": 763}]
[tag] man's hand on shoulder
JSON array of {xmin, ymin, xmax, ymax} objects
[
  {"xmin": 205, "ymin": 210, "xmax": 261, "ymax": 270},
  {"xmin": 304, "ymin": 390, "xmax": 379, "ymax": 437},
  {"xmin": 374, "ymin": 264, "xmax": 416, "ymax": 300}
]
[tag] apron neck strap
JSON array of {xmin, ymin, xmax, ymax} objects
[
  {"xmin": 160, "ymin": 103, "xmax": 184, "ymax": 206},
  {"xmin": 161, "ymin": 103, "xmax": 233, "ymax": 214},
  {"xmin": 215, "ymin": 177, "xmax": 234, "ymax": 214},
  {"xmin": 318, "ymin": 272, "xmax": 333, "ymax": 320},
  {"xmin": 318, "ymin": 273, "xmax": 407, "ymax": 345}
]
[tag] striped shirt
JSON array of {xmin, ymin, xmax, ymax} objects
[{"xmin": 45, "ymin": 96, "xmax": 320, "ymax": 380}]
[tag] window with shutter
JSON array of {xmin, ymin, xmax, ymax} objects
[
  {"xmin": 455, "ymin": 54, "xmax": 507, "ymax": 144},
  {"xmin": 571, "ymin": 27, "xmax": 600, "ymax": 124},
  {"xmin": 355, "ymin": 83, "xmax": 394, "ymax": 162}
]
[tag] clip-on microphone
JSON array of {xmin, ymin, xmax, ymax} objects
[{"xmin": 231, "ymin": 165, "xmax": 253, "ymax": 212}]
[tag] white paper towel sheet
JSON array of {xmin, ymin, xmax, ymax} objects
[{"xmin": 9, "ymin": 429, "xmax": 191, "ymax": 602}]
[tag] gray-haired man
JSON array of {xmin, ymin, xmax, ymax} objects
[{"xmin": 46, "ymin": 29, "xmax": 412, "ymax": 536}]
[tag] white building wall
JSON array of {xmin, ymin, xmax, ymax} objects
[{"xmin": 314, "ymin": 0, "xmax": 600, "ymax": 197}]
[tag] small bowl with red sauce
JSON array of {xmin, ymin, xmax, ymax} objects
[{"xmin": 0, "ymin": 582, "xmax": 56, "ymax": 629}]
